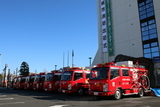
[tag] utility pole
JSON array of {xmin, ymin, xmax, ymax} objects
[
  {"xmin": 3, "ymin": 64, "xmax": 8, "ymax": 87},
  {"xmin": 3, "ymin": 68, "xmax": 6, "ymax": 87},
  {"xmin": 16, "ymin": 67, "xmax": 18, "ymax": 77},
  {"xmin": 72, "ymin": 50, "xmax": 74, "ymax": 67},
  {"xmin": 7, "ymin": 69, "xmax": 10, "ymax": 81},
  {"xmin": 7, "ymin": 69, "xmax": 10, "ymax": 88}
]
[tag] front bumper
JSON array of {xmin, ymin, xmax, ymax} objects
[
  {"xmin": 59, "ymin": 89, "xmax": 75, "ymax": 94},
  {"xmin": 44, "ymin": 88, "xmax": 52, "ymax": 91},
  {"xmin": 88, "ymin": 91, "xmax": 113, "ymax": 96}
]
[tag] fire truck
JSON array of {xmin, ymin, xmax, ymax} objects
[
  {"xmin": 15, "ymin": 76, "xmax": 27, "ymax": 89},
  {"xmin": 88, "ymin": 61, "xmax": 150, "ymax": 100},
  {"xmin": 10, "ymin": 77, "xmax": 17, "ymax": 89},
  {"xmin": 24, "ymin": 74, "xmax": 35, "ymax": 90},
  {"xmin": 43, "ymin": 70, "xmax": 62, "ymax": 92},
  {"xmin": 8, "ymin": 77, "xmax": 17, "ymax": 89},
  {"xmin": 33, "ymin": 73, "xmax": 46, "ymax": 90},
  {"xmin": 59, "ymin": 67, "xmax": 90, "ymax": 95}
]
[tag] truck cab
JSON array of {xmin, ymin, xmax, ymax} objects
[
  {"xmin": 88, "ymin": 61, "xmax": 150, "ymax": 99},
  {"xmin": 24, "ymin": 74, "xmax": 35, "ymax": 90},
  {"xmin": 11, "ymin": 77, "xmax": 17, "ymax": 89},
  {"xmin": 33, "ymin": 73, "xmax": 46, "ymax": 90},
  {"xmin": 43, "ymin": 70, "xmax": 62, "ymax": 92},
  {"xmin": 15, "ymin": 76, "xmax": 26, "ymax": 89},
  {"xmin": 59, "ymin": 67, "xmax": 90, "ymax": 95}
]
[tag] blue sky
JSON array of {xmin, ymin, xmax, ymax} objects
[{"xmin": 0, "ymin": 0, "xmax": 98, "ymax": 74}]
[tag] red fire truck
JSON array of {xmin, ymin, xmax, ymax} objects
[
  {"xmin": 59, "ymin": 67, "xmax": 90, "ymax": 95},
  {"xmin": 24, "ymin": 74, "xmax": 35, "ymax": 90},
  {"xmin": 33, "ymin": 73, "xmax": 46, "ymax": 90},
  {"xmin": 15, "ymin": 76, "xmax": 27, "ymax": 89},
  {"xmin": 43, "ymin": 70, "xmax": 62, "ymax": 92},
  {"xmin": 10, "ymin": 77, "xmax": 17, "ymax": 89},
  {"xmin": 88, "ymin": 61, "xmax": 150, "ymax": 100}
]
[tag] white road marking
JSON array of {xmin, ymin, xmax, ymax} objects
[
  {"xmin": 0, "ymin": 102, "xmax": 25, "ymax": 105},
  {"xmin": 0, "ymin": 98, "xmax": 14, "ymax": 100},
  {"xmin": 50, "ymin": 105, "xmax": 68, "ymax": 107},
  {"xmin": 0, "ymin": 95, "xmax": 7, "ymax": 97},
  {"xmin": 0, "ymin": 93, "xmax": 25, "ymax": 105}
]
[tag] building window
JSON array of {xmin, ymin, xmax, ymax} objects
[
  {"xmin": 143, "ymin": 42, "xmax": 160, "ymax": 58},
  {"xmin": 138, "ymin": 0, "xmax": 160, "ymax": 58},
  {"xmin": 141, "ymin": 19, "xmax": 157, "ymax": 41}
]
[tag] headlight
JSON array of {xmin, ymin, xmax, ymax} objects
[
  {"xmin": 103, "ymin": 83, "xmax": 108, "ymax": 92},
  {"xmin": 68, "ymin": 84, "xmax": 72, "ymax": 90},
  {"xmin": 85, "ymin": 79, "xmax": 89, "ymax": 83}
]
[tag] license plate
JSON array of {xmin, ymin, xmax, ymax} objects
[
  {"xmin": 94, "ymin": 92, "xmax": 98, "ymax": 95},
  {"xmin": 62, "ymin": 90, "xmax": 65, "ymax": 93}
]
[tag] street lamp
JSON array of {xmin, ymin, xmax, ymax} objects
[
  {"xmin": 89, "ymin": 57, "xmax": 92, "ymax": 66},
  {"xmin": 55, "ymin": 65, "xmax": 57, "ymax": 70}
]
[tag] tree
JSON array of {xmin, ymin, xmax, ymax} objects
[{"xmin": 19, "ymin": 61, "xmax": 29, "ymax": 76}]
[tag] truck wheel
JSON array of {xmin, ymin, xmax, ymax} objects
[
  {"xmin": 78, "ymin": 88, "xmax": 84, "ymax": 96},
  {"xmin": 113, "ymin": 89, "xmax": 121, "ymax": 100},
  {"xmin": 56, "ymin": 87, "xmax": 60, "ymax": 93},
  {"xmin": 137, "ymin": 87, "xmax": 144, "ymax": 97}
]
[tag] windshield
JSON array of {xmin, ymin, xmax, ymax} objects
[
  {"xmin": 53, "ymin": 74, "xmax": 61, "ymax": 81},
  {"xmin": 45, "ymin": 74, "xmax": 53, "ymax": 81},
  {"xmin": 74, "ymin": 72, "xmax": 83, "ymax": 81},
  {"xmin": 34, "ymin": 75, "xmax": 40, "ymax": 82},
  {"xmin": 40, "ymin": 75, "xmax": 45, "ymax": 82},
  {"xmin": 90, "ymin": 67, "xmax": 109, "ymax": 79},
  {"xmin": 61, "ymin": 71, "xmax": 72, "ymax": 81},
  {"xmin": 13, "ymin": 78, "xmax": 17, "ymax": 83},
  {"xmin": 17, "ymin": 77, "xmax": 21, "ymax": 82},
  {"xmin": 30, "ymin": 76, "xmax": 35, "ymax": 82},
  {"xmin": 21, "ymin": 77, "xmax": 26, "ymax": 82},
  {"xmin": 86, "ymin": 72, "xmax": 90, "ymax": 78},
  {"xmin": 25, "ymin": 77, "xmax": 30, "ymax": 82}
]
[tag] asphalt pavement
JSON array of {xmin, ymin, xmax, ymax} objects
[{"xmin": 0, "ymin": 87, "xmax": 160, "ymax": 107}]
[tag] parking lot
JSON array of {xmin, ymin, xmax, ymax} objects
[{"xmin": 0, "ymin": 87, "xmax": 160, "ymax": 107}]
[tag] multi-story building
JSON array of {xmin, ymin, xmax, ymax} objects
[{"xmin": 93, "ymin": 0, "xmax": 160, "ymax": 86}]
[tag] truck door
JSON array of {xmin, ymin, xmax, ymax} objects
[
  {"xmin": 73, "ymin": 72, "xmax": 83, "ymax": 91},
  {"xmin": 121, "ymin": 68, "xmax": 131, "ymax": 89},
  {"xmin": 109, "ymin": 68, "xmax": 121, "ymax": 91}
]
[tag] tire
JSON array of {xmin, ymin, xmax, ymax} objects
[
  {"xmin": 55, "ymin": 87, "xmax": 60, "ymax": 94},
  {"xmin": 137, "ymin": 87, "xmax": 144, "ymax": 97},
  {"xmin": 140, "ymin": 75, "xmax": 150, "ymax": 90},
  {"xmin": 113, "ymin": 89, "xmax": 121, "ymax": 100},
  {"xmin": 78, "ymin": 88, "xmax": 84, "ymax": 96}
]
